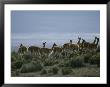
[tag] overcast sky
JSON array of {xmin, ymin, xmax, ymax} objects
[{"xmin": 11, "ymin": 10, "xmax": 100, "ymax": 47}]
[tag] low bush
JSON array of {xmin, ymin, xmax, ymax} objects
[
  {"xmin": 83, "ymin": 53, "xmax": 92, "ymax": 63},
  {"xmin": 20, "ymin": 62, "xmax": 43, "ymax": 73},
  {"xmin": 44, "ymin": 59, "xmax": 56, "ymax": 66},
  {"xmin": 63, "ymin": 60, "xmax": 71, "ymax": 67},
  {"xmin": 89, "ymin": 53, "xmax": 100, "ymax": 67},
  {"xmin": 14, "ymin": 61, "xmax": 23, "ymax": 69},
  {"xmin": 69, "ymin": 53, "xmax": 75, "ymax": 58},
  {"xmin": 69, "ymin": 56, "xmax": 84, "ymax": 68},
  {"xmin": 48, "ymin": 69, "xmax": 53, "ymax": 73},
  {"xmin": 11, "ymin": 60, "xmax": 23, "ymax": 70},
  {"xmin": 11, "ymin": 56, "xmax": 16, "ymax": 62},
  {"xmin": 59, "ymin": 62, "xmax": 68, "ymax": 67},
  {"xmin": 11, "ymin": 51, "xmax": 18, "ymax": 57},
  {"xmin": 52, "ymin": 67, "xmax": 59, "ymax": 74},
  {"xmin": 22, "ymin": 54, "xmax": 33, "ymax": 63},
  {"xmin": 61, "ymin": 68, "xmax": 72, "ymax": 75},
  {"xmin": 58, "ymin": 63, "xmax": 65, "ymax": 67},
  {"xmin": 40, "ymin": 69, "xmax": 47, "ymax": 75},
  {"xmin": 11, "ymin": 52, "xmax": 19, "ymax": 62},
  {"xmin": 11, "ymin": 62, "xmax": 17, "ymax": 70}
]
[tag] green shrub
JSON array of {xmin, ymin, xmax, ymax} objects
[
  {"xmin": 59, "ymin": 60, "xmax": 70, "ymax": 67},
  {"xmin": 22, "ymin": 54, "xmax": 32, "ymax": 63},
  {"xmin": 11, "ymin": 62, "xmax": 17, "ymax": 70},
  {"xmin": 69, "ymin": 56, "xmax": 84, "ymax": 68},
  {"xmin": 83, "ymin": 53, "xmax": 92, "ymax": 63},
  {"xmin": 40, "ymin": 69, "xmax": 47, "ymax": 75},
  {"xmin": 44, "ymin": 59, "xmax": 56, "ymax": 66},
  {"xmin": 52, "ymin": 67, "xmax": 59, "ymax": 74},
  {"xmin": 11, "ymin": 51, "xmax": 18, "ymax": 57},
  {"xmin": 14, "ymin": 61, "xmax": 23, "ymax": 69},
  {"xmin": 89, "ymin": 53, "xmax": 100, "ymax": 67},
  {"xmin": 58, "ymin": 58, "xmax": 70, "ymax": 67},
  {"xmin": 11, "ymin": 69, "xmax": 20, "ymax": 76},
  {"xmin": 69, "ymin": 53, "xmax": 75, "ymax": 58},
  {"xmin": 61, "ymin": 68, "xmax": 72, "ymax": 75},
  {"xmin": 11, "ymin": 60, "xmax": 23, "ymax": 70},
  {"xmin": 61, "ymin": 52, "xmax": 65, "ymax": 56},
  {"xmin": 11, "ymin": 52, "xmax": 19, "ymax": 62},
  {"xmin": 11, "ymin": 56, "xmax": 16, "ymax": 62},
  {"xmin": 58, "ymin": 56, "xmax": 84, "ymax": 68},
  {"xmin": 20, "ymin": 62, "xmax": 43, "ymax": 73},
  {"xmin": 58, "ymin": 63, "xmax": 64, "ymax": 67},
  {"xmin": 48, "ymin": 69, "xmax": 53, "ymax": 73}
]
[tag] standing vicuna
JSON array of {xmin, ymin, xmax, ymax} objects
[
  {"xmin": 77, "ymin": 37, "xmax": 82, "ymax": 50},
  {"xmin": 91, "ymin": 37, "xmax": 100, "ymax": 52},
  {"xmin": 18, "ymin": 44, "xmax": 27, "ymax": 54},
  {"xmin": 82, "ymin": 37, "xmax": 99, "ymax": 50},
  {"xmin": 96, "ymin": 37, "xmax": 99, "ymax": 48},
  {"xmin": 89, "ymin": 37, "xmax": 97, "ymax": 49},
  {"xmin": 40, "ymin": 42, "xmax": 51, "ymax": 56},
  {"xmin": 52, "ymin": 43, "xmax": 57, "ymax": 49},
  {"xmin": 28, "ymin": 46, "xmax": 41, "ymax": 56},
  {"xmin": 63, "ymin": 40, "xmax": 71, "ymax": 50},
  {"xmin": 69, "ymin": 37, "xmax": 81, "ymax": 51},
  {"xmin": 43, "ymin": 42, "xmax": 46, "ymax": 48},
  {"xmin": 62, "ymin": 40, "xmax": 72, "ymax": 57},
  {"xmin": 81, "ymin": 39, "xmax": 90, "ymax": 49},
  {"xmin": 52, "ymin": 43, "xmax": 62, "ymax": 54},
  {"xmin": 49, "ymin": 43, "xmax": 63, "ymax": 58}
]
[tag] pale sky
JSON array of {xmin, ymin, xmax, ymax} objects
[{"xmin": 11, "ymin": 10, "xmax": 100, "ymax": 47}]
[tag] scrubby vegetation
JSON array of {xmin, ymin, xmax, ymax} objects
[
  {"xmin": 11, "ymin": 48, "xmax": 100, "ymax": 77},
  {"xmin": 61, "ymin": 67, "xmax": 73, "ymax": 75}
]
